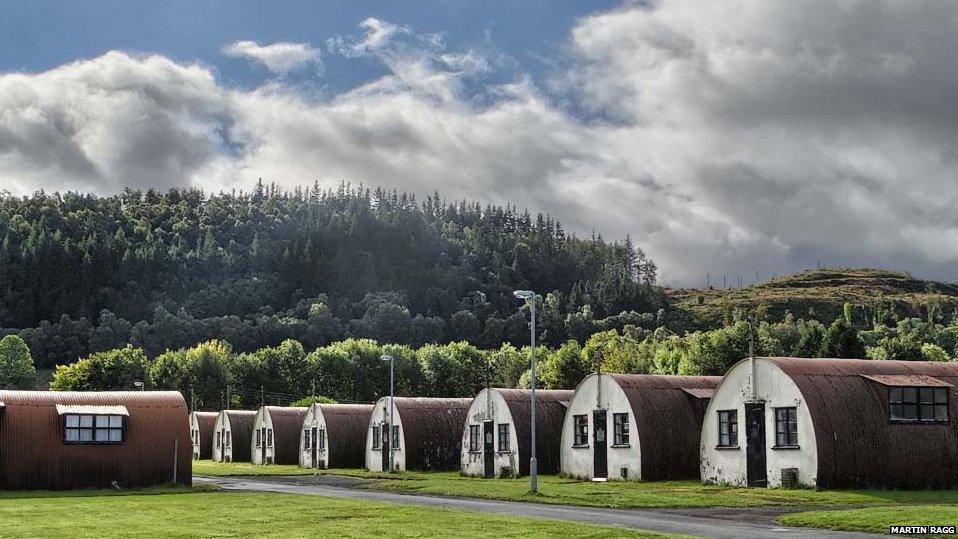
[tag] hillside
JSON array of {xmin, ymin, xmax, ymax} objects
[{"xmin": 668, "ymin": 268, "xmax": 958, "ymax": 327}]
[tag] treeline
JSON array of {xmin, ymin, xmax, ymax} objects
[{"xmin": 0, "ymin": 184, "xmax": 664, "ymax": 368}]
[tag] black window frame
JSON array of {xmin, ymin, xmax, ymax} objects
[
  {"xmin": 774, "ymin": 407, "xmax": 799, "ymax": 448},
  {"xmin": 497, "ymin": 423, "xmax": 510, "ymax": 452},
  {"xmin": 717, "ymin": 410, "xmax": 738, "ymax": 448},
  {"xmin": 63, "ymin": 413, "xmax": 125, "ymax": 445},
  {"xmin": 391, "ymin": 425, "xmax": 400, "ymax": 448},
  {"xmin": 612, "ymin": 413, "xmax": 630, "ymax": 446},
  {"xmin": 318, "ymin": 428, "xmax": 326, "ymax": 451},
  {"xmin": 469, "ymin": 424, "xmax": 481, "ymax": 452},
  {"xmin": 572, "ymin": 414, "xmax": 589, "ymax": 447},
  {"xmin": 304, "ymin": 428, "xmax": 311, "ymax": 450},
  {"xmin": 889, "ymin": 386, "xmax": 949, "ymax": 424},
  {"xmin": 372, "ymin": 425, "xmax": 381, "ymax": 450}
]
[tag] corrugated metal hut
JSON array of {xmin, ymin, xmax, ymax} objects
[
  {"xmin": 561, "ymin": 374, "xmax": 720, "ymax": 481},
  {"xmin": 461, "ymin": 388, "xmax": 573, "ymax": 478},
  {"xmin": 0, "ymin": 390, "xmax": 191, "ymax": 490},
  {"xmin": 190, "ymin": 411, "xmax": 217, "ymax": 460},
  {"xmin": 299, "ymin": 403, "xmax": 374, "ymax": 469},
  {"xmin": 212, "ymin": 410, "xmax": 256, "ymax": 462},
  {"xmin": 251, "ymin": 406, "xmax": 307, "ymax": 465},
  {"xmin": 702, "ymin": 357, "xmax": 958, "ymax": 489},
  {"xmin": 366, "ymin": 397, "xmax": 471, "ymax": 472}
]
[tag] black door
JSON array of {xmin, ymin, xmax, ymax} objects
[
  {"xmin": 381, "ymin": 423, "xmax": 390, "ymax": 472},
  {"xmin": 261, "ymin": 427, "xmax": 267, "ymax": 464},
  {"xmin": 745, "ymin": 402, "xmax": 767, "ymax": 487},
  {"xmin": 593, "ymin": 410, "xmax": 608, "ymax": 479},
  {"xmin": 311, "ymin": 426, "xmax": 318, "ymax": 468},
  {"xmin": 483, "ymin": 421, "xmax": 495, "ymax": 478}
]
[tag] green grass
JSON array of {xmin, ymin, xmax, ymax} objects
[
  {"xmin": 194, "ymin": 461, "xmax": 958, "ymax": 509},
  {"xmin": 194, "ymin": 460, "xmax": 315, "ymax": 476},
  {"xmin": 780, "ymin": 505, "xmax": 958, "ymax": 534},
  {"xmin": 0, "ymin": 490, "xmax": 673, "ymax": 538}
]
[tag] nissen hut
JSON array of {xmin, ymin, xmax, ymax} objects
[
  {"xmin": 0, "ymin": 390, "xmax": 191, "ymax": 490},
  {"xmin": 366, "ymin": 397, "xmax": 471, "ymax": 472},
  {"xmin": 251, "ymin": 406, "xmax": 307, "ymax": 465},
  {"xmin": 461, "ymin": 389, "xmax": 573, "ymax": 478},
  {"xmin": 213, "ymin": 410, "xmax": 256, "ymax": 462},
  {"xmin": 561, "ymin": 374, "xmax": 720, "ymax": 481},
  {"xmin": 701, "ymin": 357, "xmax": 958, "ymax": 489},
  {"xmin": 299, "ymin": 403, "xmax": 373, "ymax": 469},
  {"xmin": 190, "ymin": 411, "xmax": 218, "ymax": 460}
]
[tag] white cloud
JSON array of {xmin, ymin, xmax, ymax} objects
[
  {"xmin": 5, "ymin": 4, "xmax": 958, "ymax": 285},
  {"xmin": 222, "ymin": 40, "xmax": 322, "ymax": 75}
]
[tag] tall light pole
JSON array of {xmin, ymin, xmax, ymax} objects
[
  {"xmin": 380, "ymin": 354, "xmax": 395, "ymax": 473},
  {"xmin": 513, "ymin": 289, "xmax": 538, "ymax": 493}
]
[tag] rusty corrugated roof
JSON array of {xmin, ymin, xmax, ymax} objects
[
  {"xmin": 314, "ymin": 403, "xmax": 374, "ymax": 468},
  {"xmin": 763, "ymin": 357, "xmax": 958, "ymax": 488},
  {"xmin": 263, "ymin": 406, "xmax": 307, "ymax": 465},
  {"xmin": 382, "ymin": 397, "xmax": 472, "ymax": 471},
  {"xmin": 192, "ymin": 411, "xmax": 218, "ymax": 460},
  {"xmin": 221, "ymin": 410, "xmax": 256, "ymax": 462},
  {"xmin": 860, "ymin": 374, "xmax": 952, "ymax": 387},
  {"xmin": 607, "ymin": 374, "xmax": 722, "ymax": 481},
  {"xmin": 494, "ymin": 389, "xmax": 574, "ymax": 475},
  {"xmin": 0, "ymin": 391, "xmax": 190, "ymax": 490}
]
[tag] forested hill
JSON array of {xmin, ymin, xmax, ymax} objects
[{"xmin": 0, "ymin": 183, "xmax": 664, "ymax": 368}]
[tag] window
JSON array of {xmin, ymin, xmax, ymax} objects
[
  {"xmin": 498, "ymin": 423, "xmax": 510, "ymax": 452},
  {"xmin": 613, "ymin": 413, "xmax": 630, "ymax": 446},
  {"xmin": 469, "ymin": 424, "xmax": 481, "ymax": 452},
  {"xmin": 304, "ymin": 429, "xmax": 311, "ymax": 450},
  {"xmin": 216, "ymin": 432, "xmax": 222, "ymax": 448},
  {"xmin": 372, "ymin": 426, "xmax": 381, "ymax": 449},
  {"xmin": 255, "ymin": 429, "xmax": 261, "ymax": 448},
  {"xmin": 775, "ymin": 407, "xmax": 798, "ymax": 447},
  {"xmin": 890, "ymin": 387, "xmax": 948, "ymax": 423},
  {"xmin": 573, "ymin": 414, "xmax": 589, "ymax": 447},
  {"xmin": 718, "ymin": 410, "xmax": 738, "ymax": 447},
  {"xmin": 226, "ymin": 432, "xmax": 231, "ymax": 448},
  {"xmin": 267, "ymin": 429, "xmax": 273, "ymax": 447},
  {"xmin": 318, "ymin": 429, "xmax": 326, "ymax": 451},
  {"xmin": 64, "ymin": 414, "xmax": 124, "ymax": 444},
  {"xmin": 391, "ymin": 425, "xmax": 400, "ymax": 448}
]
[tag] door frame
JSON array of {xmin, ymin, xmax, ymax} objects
[
  {"xmin": 745, "ymin": 402, "xmax": 768, "ymax": 487},
  {"xmin": 381, "ymin": 422, "xmax": 390, "ymax": 472},
  {"xmin": 261, "ymin": 426, "xmax": 267, "ymax": 464},
  {"xmin": 483, "ymin": 420, "xmax": 495, "ymax": 478},
  {"xmin": 311, "ymin": 426, "xmax": 318, "ymax": 468},
  {"xmin": 593, "ymin": 409, "xmax": 608, "ymax": 479}
]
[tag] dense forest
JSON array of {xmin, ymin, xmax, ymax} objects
[{"xmin": 0, "ymin": 183, "xmax": 663, "ymax": 368}]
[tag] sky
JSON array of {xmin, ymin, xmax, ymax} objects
[{"xmin": 1, "ymin": 0, "xmax": 958, "ymax": 287}]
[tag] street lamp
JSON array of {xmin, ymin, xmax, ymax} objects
[
  {"xmin": 133, "ymin": 381, "xmax": 144, "ymax": 391},
  {"xmin": 513, "ymin": 289, "xmax": 538, "ymax": 493},
  {"xmin": 380, "ymin": 354, "xmax": 395, "ymax": 473}
]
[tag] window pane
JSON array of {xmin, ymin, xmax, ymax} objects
[
  {"xmin": 95, "ymin": 428, "xmax": 109, "ymax": 441},
  {"xmin": 109, "ymin": 429, "xmax": 123, "ymax": 442},
  {"xmin": 935, "ymin": 388, "xmax": 948, "ymax": 404},
  {"xmin": 80, "ymin": 415, "xmax": 93, "ymax": 427},
  {"xmin": 920, "ymin": 404, "xmax": 935, "ymax": 421},
  {"xmin": 96, "ymin": 415, "xmax": 109, "ymax": 427},
  {"xmin": 903, "ymin": 387, "xmax": 917, "ymax": 403},
  {"xmin": 890, "ymin": 387, "xmax": 902, "ymax": 403},
  {"xmin": 920, "ymin": 388, "xmax": 934, "ymax": 404},
  {"xmin": 935, "ymin": 404, "xmax": 948, "ymax": 422},
  {"xmin": 79, "ymin": 429, "xmax": 93, "ymax": 442},
  {"xmin": 65, "ymin": 429, "xmax": 79, "ymax": 442},
  {"xmin": 890, "ymin": 404, "xmax": 904, "ymax": 420},
  {"xmin": 903, "ymin": 404, "xmax": 918, "ymax": 420},
  {"xmin": 66, "ymin": 415, "xmax": 79, "ymax": 428},
  {"xmin": 110, "ymin": 416, "xmax": 123, "ymax": 428}
]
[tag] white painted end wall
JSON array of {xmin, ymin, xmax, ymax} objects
[
  {"xmin": 299, "ymin": 404, "xmax": 329, "ymax": 468},
  {"xmin": 251, "ymin": 407, "xmax": 275, "ymax": 465},
  {"xmin": 212, "ymin": 412, "xmax": 231, "ymax": 462},
  {"xmin": 700, "ymin": 358, "xmax": 818, "ymax": 487},
  {"xmin": 365, "ymin": 397, "xmax": 407, "ymax": 471},
  {"xmin": 460, "ymin": 389, "xmax": 520, "ymax": 477},
  {"xmin": 560, "ymin": 374, "xmax": 641, "ymax": 481}
]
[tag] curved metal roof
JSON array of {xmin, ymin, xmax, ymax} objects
[
  {"xmin": 493, "ymin": 389, "xmax": 573, "ymax": 475},
  {"xmin": 220, "ymin": 410, "xmax": 257, "ymax": 462},
  {"xmin": 381, "ymin": 397, "xmax": 472, "ymax": 471},
  {"xmin": 313, "ymin": 403, "xmax": 374, "ymax": 468},
  {"xmin": 763, "ymin": 357, "xmax": 958, "ymax": 488},
  {"xmin": 191, "ymin": 411, "xmax": 218, "ymax": 460},
  {"xmin": 261, "ymin": 406, "xmax": 307, "ymax": 465}
]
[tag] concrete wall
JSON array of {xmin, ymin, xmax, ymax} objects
[
  {"xmin": 700, "ymin": 358, "xmax": 818, "ymax": 487},
  {"xmin": 190, "ymin": 413, "xmax": 201, "ymax": 459},
  {"xmin": 212, "ymin": 413, "xmax": 231, "ymax": 462},
  {"xmin": 365, "ymin": 398, "xmax": 407, "ymax": 471},
  {"xmin": 299, "ymin": 405, "xmax": 328, "ymax": 468},
  {"xmin": 560, "ymin": 374, "xmax": 641, "ymax": 480},
  {"xmin": 460, "ymin": 389, "xmax": 520, "ymax": 477},
  {"xmin": 251, "ymin": 407, "xmax": 274, "ymax": 465}
]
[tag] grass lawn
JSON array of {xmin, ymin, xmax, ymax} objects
[
  {"xmin": 194, "ymin": 460, "xmax": 958, "ymax": 509},
  {"xmin": 194, "ymin": 460, "xmax": 314, "ymax": 476},
  {"xmin": 0, "ymin": 489, "xmax": 674, "ymax": 538},
  {"xmin": 780, "ymin": 505, "xmax": 958, "ymax": 534}
]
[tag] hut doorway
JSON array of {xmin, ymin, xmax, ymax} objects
[
  {"xmin": 381, "ymin": 422, "xmax": 390, "ymax": 471},
  {"xmin": 260, "ymin": 427, "xmax": 267, "ymax": 464},
  {"xmin": 310, "ymin": 426, "xmax": 318, "ymax": 468},
  {"xmin": 483, "ymin": 421, "xmax": 494, "ymax": 478},
  {"xmin": 745, "ymin": 402, "xmax": 767, "ymax": 487},
  {"xmin": 593, "ymin": 409, "xmax": 608, "ymax": 479}
]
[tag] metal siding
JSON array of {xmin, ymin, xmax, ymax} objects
[
  {"xmin": 264, "ymin": 407, "xmax": 308, "ymax": 465},
  {"xmin": 193, "ymin": 412, "xmax": 218, "ymax": 460},
  {"xmin": 393, "ymin": 398, "xmax": 472, "ymax": 471},
  {"xmin": 223, "ymin": 410, "xmax": 256, "ymax": 462},
  {"xmin": 496, "ymin": 389, "xmax": 574, "ymax": 475},
  {"xmin": 317, "ymin": 404, "xmax": 374, "ymax": 469},
  {"xmin": 608, "ymin": 374, "xmax": 723, "ymax": 481},
  {"xmin": 767, "ymin": 357, "xmax": 958, "ymax": 489},
  {"xmin": 0, "ymin": 391, "xmax": 191, "ymax": 490}
]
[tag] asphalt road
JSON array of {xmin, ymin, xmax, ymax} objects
[{"xmin": 197, "ymin": 475, "xmax": 884, "ymax": 539}]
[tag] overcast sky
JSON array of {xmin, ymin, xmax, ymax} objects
[{"xmin": 1, "ymin": 0, "xmax": 957, "ymax": 286}]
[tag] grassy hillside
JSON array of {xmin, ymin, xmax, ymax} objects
[{"xmin": 668, "ymin": 268, "xmax": 958, "ymax": 327}]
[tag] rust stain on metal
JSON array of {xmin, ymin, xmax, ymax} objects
[
  {"xmin": 316, "ymin": 403, "xmax": 373, "ymax": 469},
  {"xmin": 496, "ymin": 389, "xmax": 574, "ymax": 475},
  {"xmin": 391, "ymin": 397, "xmax": 472, "ymax": 471},
  {"xmin": 262, "ymin": 406, "xmax": 307, "ymax": 465},
  {"xmin": 222, "ymin": 410, "xmax": 256, "ymax": 462},
  {"xmin": 193, "ymin": 411, "xmax": 218, "ymax": 460}
]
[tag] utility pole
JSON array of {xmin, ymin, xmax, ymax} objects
[{"xmin": 513, "ymin": 290, "xmax": 538, "ymax": 494}]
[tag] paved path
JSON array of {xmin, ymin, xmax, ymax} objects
[{"xmin": 197, "ymin": 476, "xmax": 883, "ymax": 539}]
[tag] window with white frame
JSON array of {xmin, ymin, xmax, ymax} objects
[
  {"xmin": 497, "ymin": 423, "xmax": 510, "ymax": 451},
  {"xmin": 573, "ymin": 414, "xmax": 588, "ymax": 447},
  {"xmin": 613, "ymin": 413, "xmax": 629, "ymax": 446},
  {"xmin": 718, "ymin": 410, "xmax": 738, "ymax": 447},
  {"xmin": 318, "ymin": 428, "xmax": 326, "ymax": 451},
  {"xmin": 372, "ymin": 426, "xmax": 381, "ymax": 449},
  {"xmin": 774, "ymin": 407, "xmax": 798, "ymax": 447},
  {"xmin": 64, "ymin": 414, "xmax": 124, "ymax": 444},
  {"xmin": 469, "ymin": 424, "xmax": 481, "ymax": 452}
]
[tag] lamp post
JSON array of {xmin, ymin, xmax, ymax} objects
[
  {"xmin": 381, "ymin": 354, "xmax": 395, "ymax": 473},
  {"xmin": 513, "ymin": 289, "xmax": 538, "ymax": 493}
]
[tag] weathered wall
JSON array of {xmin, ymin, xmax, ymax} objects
[
  {"xmin": 460, "ymin": 389, "xmax": 519, "ymax": 477},
  {"xmin": 700, "ymin": 359, "xmax": 818, "ymax": 487},
  {"xmin": 213, "ymin": 410, "xmax": 255, "ymax": 463},
  {"xmin": 365, "ymin": 398, "xmax": 407, "ymax": 471},
  {"xmin": 190, "ymin": 411, "xmax": 217, "ymax": 460}
]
